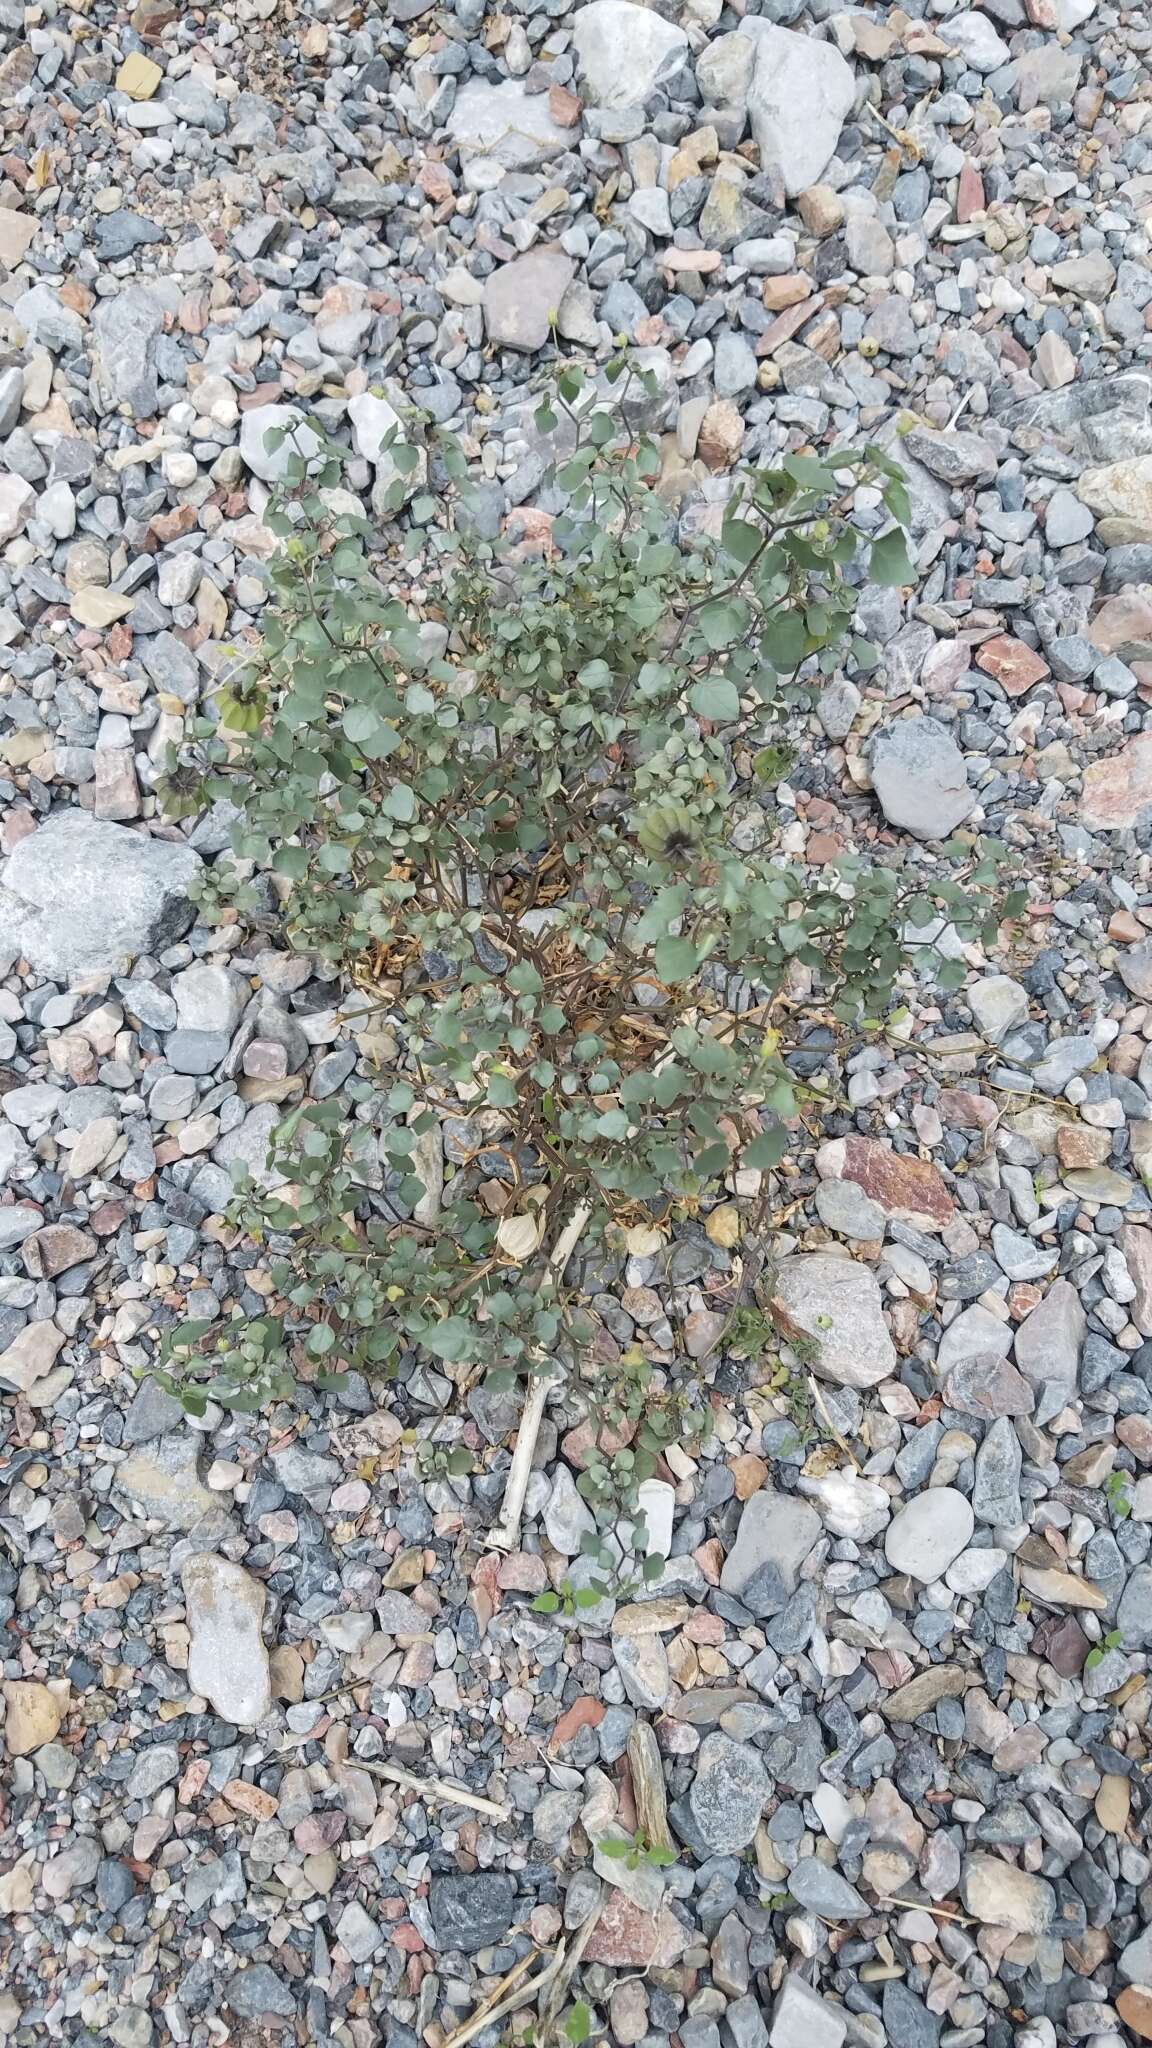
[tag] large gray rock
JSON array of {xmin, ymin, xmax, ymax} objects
[
  {"xmin": 572, "ymin": 0, "xmax": 689, "ymax": 109},
  {"xmin": 91, "ymin": 288, "xmax": 165, "ymax": 419},
  {"xmin": 484, "ymin": 250, "xmax": 577, "ymax": 352},
  {"xmin": 428, "ymin": 1873, "xmax": 516, "ymax": 1953},
  {"xmin": 0, "ymin": 813, "xmax": 201, "ymax": 982},
  {"xmin": 885, "ymin": 1488, "xmax": 974, "ymax": 1582},
  {"xmin": 871, "ymin": 718, "xmax": 975, "ymax": 840},
  {"xmin": 182, "ymin": 1554, "xmax": 271, "ymax": 1727},
  {"xmin": 720, "ymin": 1488, "xmax": 820, "ymax": 1616},
  {"xmin": 688, "ymin": 1733, "xmax": 770, "ymax": 1853},
  {"xmin": 1013, "ymin": 1278, "xmax": 1085, "ymax": 1394},
  {"xmin": 448, "ymin": 79, "xmax": 572, "ymax": 171},
  {"xmin": 771, "ymin": 1253, "xmax": 897, "ymax": 1388},
  {"xmin": 742, "ymin": 24, "xmax": 856, "ymax": 197}
]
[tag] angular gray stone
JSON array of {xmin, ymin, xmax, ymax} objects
[
  {"xmin": 688, "ymin": 1733, "xmax": 770, "ymax": 1853},
  {"xmin": 484, "ymin": 250, "xmax": 577, "ymax": 352},
  {"xmin": 770, "ymin": 1975, "xmax": 847, "ymax": 2048},
  {"xmin": 972, "ymin": 1416, "xmax": 1024, "ymax": 1527},
  {"xmin": 0, "ymin": 813, "xmax": 201, "ymax": 982},
  {"xmin": 967, "ymin": 975, "xmax": 1029, "ymax": 1043},
  {"xmin": 937, "ymin": 1303, "xmax": 1012, "ymax": 1375},
  {"xmin": 171, "ymin": 962, "xmax": 248, "ymax": 1036},
  {"xmin": 182, "ymin": 1554, "xmax": 271, "ymax": 1727},
  {"xmin": 1013, "ymin": 1279, "xmax": 1085, "ymax": 1394},
  {"xmin": 335, "ymin": 1900, "xmax": 383, "ymax": 1962},
  {"xmin": 117, "ymin": 1434, "xmax": 220, "ymax": 1531},
  {"xmin": 884, "ymin": 1488, "xmax": 974, "ymax": 1582},
  {"xmin": 771, "ymin": 1253, "xmax": 896, "ymax": 1388},
  {"xmin": 813, "ymin": 1178, "xmax": 885, "ymax": 1241},
  {"xmin": 742, "ymin": 25, "xmax": 855, "ymax": 198},
  {"xmin": 871, "ymin": 718, "xmax": 975, "ymax": 840},
  {"xmin": 448, "ymin": 79, "xmax": 572, "ymax": 171},
  {"xmin": 428, "ymin": 1873, "xmax": 516, "ymax": 1953},
  {"xmin": 225, "ymin": 1966, "xmax": 297, "ymax": 2020},
  {"xmin": 720, "ymin": 1488, "xmax": 820, "ymax": 1617},
  {"xmin": 902, "ymin": 429, "xmax": 998, "ymax": 484},
  {"xmin": 1117, "ymin": 1564, "xmax": 1152, "ymax": 1649},
  {"xmin": 91, "ymin": 289, "xmax": 165, "ymax": 419},
  {"xmin": 787, "ymin": 1857, "xmax": 869, "ymax": 1920},
  {"xmin": 572, "ymin": 0, "xmax": 689, "ymax": 109}
]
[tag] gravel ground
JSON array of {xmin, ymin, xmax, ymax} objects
[{"xmin": 4, "ymin": 0, "xmax": 1152, "ymax": 2045}]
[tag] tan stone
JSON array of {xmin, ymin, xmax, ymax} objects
[
  {"xmin": 697, "ymin": 399, "xmax": 743, "ymax": 473},
  {"xmin": 1095, "ymin": 1773, "xmax": 1131, "ymax": 1835},
  {"xmin": 798, "ymin": 184, "xmax": 845, "ymax": 236},
  {"xmin": 1121, "ymin": 1223, "xmax": 1152, "ymax": 1336},
  {"xmin": 2, "ymin": 1679, "xmax": 62, "ymax": 1755},
  {"xmin": 115, "ymin": 51, "xmax": 162, "ymax": 98},
  {"xmin": 1076, "ymin": 456, "xmax": 1152, "ymax": 545},
  {"xmin": 70, "ymin": 589, "xmax": 134, "ymax": 629},
  {"xmin": 0, "ymin": 208, "xmax": 37, "ymax": 268},
  {"xmin": 1019, "ymin": 1566, "xmax": 1108, "ymax": 1610}
]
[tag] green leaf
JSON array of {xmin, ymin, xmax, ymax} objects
[
  {"xmin": 532, "ymin": 1591, "xmax": 561, "ymax": 1613},
  {"xmin": 744, "ymin": 1127, "xmax": 790, "ymax": 1169},
  {"xmin": 564, "ymin": 2002, "xmax": 593, "ymax": 2046},
  {"xmin": 383, "ymin": 780, "xmax": 417, "ymax": 821},
  {"xmin": 697, "ymin": 599, "xmax": 747, "ymax": 651},
  {"xmin": 655, "ymin": 934, "xmax": 699, "ymax": 982},
  {"xmin": 598, "ymin": 1838, "xmax": 631, "ymax": 1858},
  {"xmin": 869, "ymin": 528, "xmax": 915, "ymax": 586},
  {"xmin": 689, "ymin": 676, "xmax": 740, "ymax": 722},
  {"xmin": 425, "ymin": 1316, "xmax": 473, "ymax": 1362}
]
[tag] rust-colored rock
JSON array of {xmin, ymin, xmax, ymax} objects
[
  {"xmin": 1118, "ymin": 1989, "xmax": 1152, "ymax": 2040},
  {"xmin": 816, "ymin": 1134, "xmax": 953, "ymax": 1229},
  {"xmin": 1081, "ymin": 734, "xmax": 1152, "ymax": 831},
  {"xmin": 975, "ymin": 634, "xmax": 1050, "ymax": 697},
  {"xmin": 937, "ymin": 1088, "xmax": 997, "ymax": 1130},
  {"xmin": 548, "ymin": 1694, "xmax": 605, "ymax": 1751},
  {"xmin": 582, "ymin": 1891, "xmax": 689, "ymax": 1968}
]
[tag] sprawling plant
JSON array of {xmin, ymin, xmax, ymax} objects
[{"xmin": 158, "ymin": 360, "xmax": 1014, "ymax": 1412}]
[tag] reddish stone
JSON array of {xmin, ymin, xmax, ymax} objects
[
  {"xmin": 805, "ymin": 831, "xmax": 843, "ymax": 864},
  {"xmin": 549, "ymin": 82, "xmax": 582, "ymax": 126},
  {"xmin": 1032, "ymin": 1612, "xmax": 1088, "ymax": 1677},
  {"xmin": 1081, "ymin": 735, "xmax": 1152, "ymax": 831},
  {"xmin": 391, "ymin": 1923, "xmax": 426, "ymax": 1954},
  {"xmin": 682, "ymin": 1609, "xmax": 726, "ymax": 1645},
  {"xmin": 89, "ymin": 1200, "xmax": 129, "ymax": 1236},
  {"xmin": 976, "ymin": 634, "xmax": 1050, "ymax": 697},
  {"xmin": 1088, "ymin": 592, "xmax": 1152, "ymax": 656},
  {"xmin": 548, "ymin": 1695, "xmax": 605, "ymax": 1752},
  {"xmin": 23, "ymin": 1224, "xmax": 96, "ymax": 1279},
  {"xmin": 417, "ymin": 160, "xmax": 454, "ymax": 203},
  {"xmin": 816, "ymin": 1134, "xmax": 953, "ymax": 1229},
  {"xmin": 294, "ymin": 1812, "xmax": 346, "ymax": 1854},
  {"xmin": 956, "ymin": 161, "xmax": 985, "ymax": 223},
  {"xmin": 583, "ymin": 1893, "xmax": 689, "ymax": 1969},
  {"xmin": 496, "ymin": 1552, "xmax": 548, "ymax": 1594},
  {"xmin": 561, "ymin": 1414, "xmax": 636, "ymax": 1469},
  {"xmin": 936, "ymin": 1088, "xmax": 997, "ymax": 1130}
]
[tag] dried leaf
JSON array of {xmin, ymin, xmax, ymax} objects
[
  {"xmin": 704, "ymin": 1204, "xmax": 740, "ymax": 1249},
  {"xmin": 624, "ymin": 1223, "xmax": 665, "ymax": 1258},
  {"xmin": 496, "ymin": 1212, "xmax": 545, "ymax": 1263}
]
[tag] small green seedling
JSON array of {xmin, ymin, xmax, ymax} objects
[
  {"xmin": 598, "ymin": 1830, "xmax": 678, "ymax": 1873},
  {"xmin": 532, "ymin": 1577, "xmax": 607, "ymax": 1618},
  {"xmin": 1084, "ymin": 1628, "xmax": 1123, "ymax": 1674}
]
